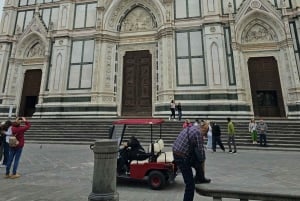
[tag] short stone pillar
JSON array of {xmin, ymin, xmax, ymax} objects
[{"xmin": 88, "ymin": 139, "xmax": 119, "ymax": 201}]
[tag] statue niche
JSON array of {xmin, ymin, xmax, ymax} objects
[
  {"xmin": 26, "ymin": 42, "xmax": 45, "ymax": 58},
  {"xmin": 120, "ymin": 7, "xmax": 155, "ymax": 32}
]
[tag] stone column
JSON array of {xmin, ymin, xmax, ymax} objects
[{"xmin": 88, "ymin": 139, "xmax": 119, "ymax": 201}]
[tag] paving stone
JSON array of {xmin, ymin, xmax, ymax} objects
[{"xmin": 0, "ymin": 144, "xmax": 299, "ymax": 201}]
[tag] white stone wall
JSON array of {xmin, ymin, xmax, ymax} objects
[{"xmin": 0, "ymin": 0, "xmax": 299, "ymax": 118}]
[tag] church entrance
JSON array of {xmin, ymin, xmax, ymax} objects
[
  {"xmin": 122, "ymin": 50, "xmax": 152, "ymax": 116},
  {"xmin": 19, "ymin": 69, "xmax": 42, "ymax": 117},
  {"xmin": 248, "ymin": 57, "xmax": 285, "ymax": 117}
]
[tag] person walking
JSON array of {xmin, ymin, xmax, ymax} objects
[
  {"xmin": 170, "ymin": 100, "xmax": 176, "ymax": 120},
  {"xmin": 176, "ymin": 102, "xmax": 182, "ymax": 121},
  {"xmin": 5, "ymin": 117, "xmax": 31, "ymax": 179},
  {"xmin": 227, "ymin": 117, "xmax": 237, "ymax": 153},
  {"xmin": 248, "ymin": 118, "xmax": 257, "ymax": 144},
  {"xmin": 172, "ymin": 124, "xmax": 209, "ymax": 201},
  {"xmin": 211, "ymin": 121, "xmax": 225, "ymax": 152},
  {"xmin": 256, "ymin": 118, "xmax": 268, "ymax": 146}
]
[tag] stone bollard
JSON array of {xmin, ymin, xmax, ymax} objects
[{"xmin": 88, "ymin": 139, "xmax": 119, "ymax": 201}]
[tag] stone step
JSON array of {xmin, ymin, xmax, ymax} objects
[{"xmin": 11, "ymin": 118, "xmax": 299, "ymax": 152}]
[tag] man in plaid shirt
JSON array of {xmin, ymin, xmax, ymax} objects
[{"xmin": 172, "ymin": 123, "xmax": 210, "ymax": 201}]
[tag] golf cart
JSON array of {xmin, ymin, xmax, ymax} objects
[{"xmin": 109, "ymin": 118, "xmax": 177, "ymax": 190}]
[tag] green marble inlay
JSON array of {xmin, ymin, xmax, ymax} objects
[
  {"xmin": 36, "ymin": 105, "xmax": 117, "ymax": 113},
  {"xmin": 175, "ymin": 94, "xmax": 238, "ymax": 100},
  {"xmin": 43, "ymin": 97, "xmax": 91, "ymax": 103},
  {"xmin": 288, "ymin": 105, "xmax": 300, "ymax": 112},
  {"xmin": 0, "ymin": 107, "xmax": 16, "ymax": 113},
  {"xmin": 156, "ymin": 104, "xmax": 250, "ymax": 112}
]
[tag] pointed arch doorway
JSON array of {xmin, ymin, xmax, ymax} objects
[
  {"xmin": 248, "ymin": 57, "xmax": 285, "ymax": 117},
  {"xmin": 122, "ymin": 50, "xmax": 152, "ymax": 116},
  {"xmin": 19, "ymin": 69, "xmax": 42, "ymax": 117}
]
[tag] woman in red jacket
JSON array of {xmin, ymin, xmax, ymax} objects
[{"xmin": 5, "ymin": 117, "xmax": 31, "ymax": 179}]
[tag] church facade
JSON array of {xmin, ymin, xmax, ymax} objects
[{"xmin": 0, "ymin": 0, "xmax": 300, "ymax": 119}]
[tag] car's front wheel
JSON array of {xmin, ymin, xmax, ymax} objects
[{"xmin": 148, "ymin": 170, "xmax": 166, "ymax": 190}]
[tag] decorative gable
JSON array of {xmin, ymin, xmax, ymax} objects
[
  {"xmin": 234, "ymin": 0, "xmax": 286, "ymax": 44},
  {"xmin": 15, "ymin": 9, "xmax": 49, "ymax": 60},
  {"xmin": 17, "ymin": 10, "xmax": 48, "ymax": 41},
  {"xmin": 235, "ymin": 0, "xmax": 282, "ymax": 22}
]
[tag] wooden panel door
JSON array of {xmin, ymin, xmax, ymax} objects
[
  {"xmin": 248, "ymin": 57, "xmax": 285, "ymax": 117},
  {"xmin": 19, "ymin": 69, "xmax": 42, "ymax": 117},
  {"xmin": 122, "ymin": 50, "xmax": 152, "ymax": 116}
]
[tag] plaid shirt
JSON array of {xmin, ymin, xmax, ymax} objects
[{"xmin": 172, "ymin": 126, "xmax": 205, "ymax": 160}]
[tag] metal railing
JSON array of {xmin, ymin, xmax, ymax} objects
[{"xmin": 195, "ymin": 184, "xmax": 300, "ymax": 201}]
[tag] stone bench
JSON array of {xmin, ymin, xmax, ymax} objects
[{"xmin": 195, "ymin": 183, "xmax": 300, "ymax": 201}]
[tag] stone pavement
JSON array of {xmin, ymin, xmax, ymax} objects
[{"xmin": 0, "ymin": 144, "xmax": 300, "ymax": 201}]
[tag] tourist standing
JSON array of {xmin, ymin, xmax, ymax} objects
[
  {"xmin": 227, "ymin": 117, "xmax": 237, "ymax": 153},
  {"xmin": 248, "ymin": 118, "xmax": 257, "ymax": 144},
  {"xmin": 5, "ymin": 117, "xmax": 31, "ymax": 179},
  {"xmin": 176, "ymin": 102, "xmax": 182, "ymax": 121},
  {"xmin": 170, "ymin": 100, "xmax": 176, "ymax": 120},
  {"xmin": 256, "ymin": 118, "xmax": 268, "ymax": 146},
  {"xmin": 206, "ymin": 122, "xmax": 212, "ymax": 151},
  {"xmin": 0, "ymin": 120, "xmax": 12, "ymax": 167}
]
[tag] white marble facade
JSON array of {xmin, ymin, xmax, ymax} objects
[{"xmin": 0, "ymin": 0, "xmax": 300, "ymax": 119}]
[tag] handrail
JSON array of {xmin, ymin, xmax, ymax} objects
[{"xmin": 195, "ymin": 184, "xmax": 300, "ymax": 201}]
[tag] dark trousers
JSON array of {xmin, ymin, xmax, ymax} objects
[
  {"xmin": 212, "ymin": 136, "xmax": 225, "ymax": 152},
  {"xmin": 193, "ymin": 161, "xmax": 206, "ymax": 181},
  {"xmin": 2, "ymin": 140, "xmax": 9, "ymax": 165},
  {"xmin": 170, "ymin": 108, "xmax": 176, "ymax": 119},
  {"xmin": 178, "ymin": 110, "xmax": 182, "ymax": 121},
  {"xmin": 228, "ymin": 135, "xmax": 237, "ymax": 152},
  {"xmin": 173, "ymin": 154, "xmax": 195, "ymax": 201},
  {"xmin": 259, "ymin": 134, "xmax": 267, "ymax": 146}
]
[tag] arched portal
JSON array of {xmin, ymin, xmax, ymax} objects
[{"xmin": 19, "ymin": 69, "xmax": 42, "ymax": 117}]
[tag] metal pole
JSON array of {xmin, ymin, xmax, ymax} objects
[{"xmin": 88, "ymin": 139, "xmax": 119, "ymax": 201}]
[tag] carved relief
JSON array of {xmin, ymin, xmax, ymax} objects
[
  {"xmin": 121, "ymin": 7, "xmax": 155, "ymax": 32},
  {"xmin": 250, "ymin": 0, "xmax": 262, "ymax": 9},
  {"xmin": 242, "ymin": 20, "xmax": 278, "ymax": 43},
  {"xmin": 105, "ymin": 45, "xmax": 114, "ymax": 88},
  {"xmin": 27, "ymin": 43, "xmax": 45, "ymax": 58},
  {"xmin": 108, "ymin": 0, "xmax": 161, "ymax": 30}
]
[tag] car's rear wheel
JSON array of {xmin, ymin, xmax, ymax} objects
[{"xmin": 148, "ymin": 170, "xmax": 166, "ymax": 190}]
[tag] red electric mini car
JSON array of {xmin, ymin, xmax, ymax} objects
[{"xmin": 109, "ymin": 118, "xmax": 177, "ymax": 190}]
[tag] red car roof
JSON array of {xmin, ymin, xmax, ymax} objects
[{"xmin": 112, "ymin": 118, "xmax": 164, "ymax": 125}]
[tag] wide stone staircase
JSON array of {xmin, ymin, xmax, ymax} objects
[{"xmin": 9, "ymin": 118, "xmax": 300, "ymax": 152}]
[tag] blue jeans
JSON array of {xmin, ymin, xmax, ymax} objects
[
  {"xmin": 6, "ymin": 147, "xmax": 23, "ymax": 175},
  {"xmin": 178, "ymin": 110, "xmax": 182, "ymax": 121},
  {"xmin": 259, "ymin": 134, "xmax": 267, "ymax": 146},
  {"xmin": 173, "ymin": 154, "xmax": 195, "ymax": 201}
]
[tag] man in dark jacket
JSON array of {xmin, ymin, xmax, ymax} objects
[{"xmin": 211, "ymin": 121, "xmax": 225, "ymax": 152}]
